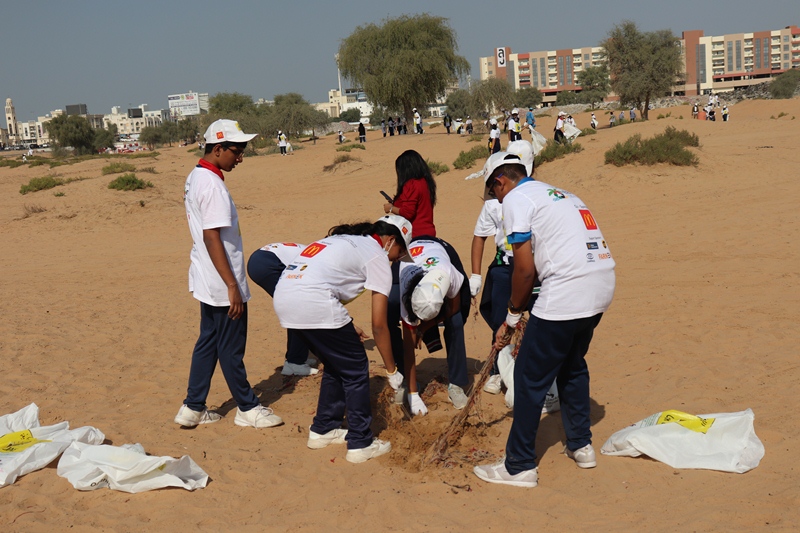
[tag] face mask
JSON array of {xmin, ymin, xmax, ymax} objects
[{"xmin": 383, "ymin": 238, "xmax": 394, "ymax": 257}]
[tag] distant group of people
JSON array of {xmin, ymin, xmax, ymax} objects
[
  {"xmin": 380, "ymin": 108, "xmax": 423, "ymax": 137},
  {"xmin": 693, "ymin": 94, "xmax": 730, "ymax": 122},
  {"xmin": 177, "ymin": 118, "xmax": 616, "ymax": 486}
]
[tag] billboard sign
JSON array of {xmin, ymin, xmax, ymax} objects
[{"xmin": 168, "ymin": 92, "xmax": 200, "ymax": 117}]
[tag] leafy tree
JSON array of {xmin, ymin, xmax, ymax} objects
[
  {"xmin": 516, "ymin": 86, "xmax": 543, "ymax": 109},
  {"xmin": 576, "ymin": 65, "xmax": 610, "ymax": 108},
  {"xmin": 769, "ymin": 69, "xmax": 800, "ymax": 99},
  {"xmin": 93, "ymin": 127, "xmax": 116, "ymax": 152},
  {"xmin": 44, "ymin": 115, "xmax": 96, "ymax": 155},
  {"xmin": 444, "ymin": 89, "xmax": 472, "ymax": 119},
  {"xmin": 556, "ymin": 90, "xmax": 579, "ymax": 106},
  {"xmin": 160, "ymin": 121, "xmax": 179, "ymax": 146},
  {"xmin": 138, "ymin": 126, "xmax": 162, "ymax": 150},
  {"xmin": 272, "ymin": 93, "xmax": 330, "ymax": 144},
  {"xmin": 208, "ymin": 92, "xmax": 258, "ymax": 116},
  {"xmin": 177, "ymin": 118, "xmax": 199, "ymax": 143},
  {"xmin": 338, "ymin": 14, "xmax": 470, "ymax": 122},
  {"xmin": 602, "ymin": 21, "xmax": 683, "ymax": 119},
  {"xmin": 339, "ymin": 108, "xmax": 362, "ymax": 123},
  {"xmin": 471, "ymin": 77, "xmax": 514, "ymax": 117}
]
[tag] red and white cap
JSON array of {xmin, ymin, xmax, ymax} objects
[{"xmin": 204, "ymin": 119, "xmax": 257, "ymax": 144}]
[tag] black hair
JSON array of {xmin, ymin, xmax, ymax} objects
[
  {"xmin": 394, "ymin": 150, "xmax": 437, "ymax": 207},
  {"xmin": 492, "ymin": 161, "xmax": 528, "ymax": 181},
  {"xmin": 204, "ymin": 141, "xmax": 248, "ymax": 155},
  {"xmin": 327, "ymin": 220, "xmax": 404, "ymax": 246},
  {"xmin": 401, "ymin": 269, "xmax": 427, "ymax": 323}
]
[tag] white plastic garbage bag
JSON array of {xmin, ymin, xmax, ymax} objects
[
  {"xmin": 497, "ymin": 344, "xmax": 559, "ymax": 412},
  {"xmin": 58, "ymin": 441, "xmax": 209, "ymax": 493},
  {"xmin": 563, "ymin": 122, "xmax": 582, "ymax": 143},
  {"xmin": 530, "ymin": 128, "xmax": 547, "ymax": 155},
  {"xmin": 0, "ymin": 403, "xmax": 105, "ymax": 487},
  {"xmin": 601, "ymin": 408, "xmax": 764, "ymax": 473}
]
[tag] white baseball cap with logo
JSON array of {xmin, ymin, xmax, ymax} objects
[
  {"xmin": 506, "ymin": 140, "xmax": 534, "ymax": 176},
  {"xmin": 378, "ymin": 214, "xmax": 414, "ymax": 262},
  {"xmin": 411, "ymin": 268, "xmax": 451, "ymax": 321},
  {"xmin": 482, "ymin": 151, "xmax": 525, "ymax": 185},
  {"xmin": 204, "ymin": 119, "xmax": 257, "ymax": 144}
]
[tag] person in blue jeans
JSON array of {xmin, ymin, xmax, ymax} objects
[{"xmin": 247, "ymin": 242, "xmax": 319, "ymax": 376}]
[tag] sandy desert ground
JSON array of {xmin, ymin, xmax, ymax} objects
[{"xmin": 1, "ymin": 98, "xmax": 799, "ymax": 532}]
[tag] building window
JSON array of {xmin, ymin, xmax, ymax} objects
[
  {"xmin": 764, "ymin": 40, "xmax": 770, "ymax": 65},
  {"xmin": 488, "ymin": 60, "xmax": 493, "ymax": 66},
  {"xmin": 755, "ymin": 38, "xmax": 761, "ymax": 69},
  {"xmin": 727, "ymin": 41, "xmax": 733, "ymax": 72},
  {"xmin": 736, "ymin": 40, "xmax": 742, "ymax": 71},
  {"xmin": 540, "ymin": 57, "xmax": 546, "ymax": 87},
  {"xmin": 584, "ymin": 53, "xmax": 590, "ymax": 61},
  {"xmin": 488, "ymin": 70, "xmax": 493, "ymax": 76},
  {"xmin": 697, "ymin": 43, "xmax": 706, "ymax": 83},
  {"xmin": 784, "ymin": 44, "xmax": 789, "ymax": 51},
  {"xmin": 558, "ymin": 56, "xmax": 564, "ymax": 85}
]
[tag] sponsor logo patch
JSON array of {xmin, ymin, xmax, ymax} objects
[
  {"xmin": 424, "ymin": 257, "xmax": 440, "ymax": 268},
  {"xmin": 216, "ymin": 131, "xmax": 224, "ymax": 140},
  {"xmin": 401, "ymin": 226, "xmax": 408, "ymax": 235},
  {"xmin": 300, "ymin": 242, "xmax": 327, "ymax": 258},
  {"xmin": 286, "ymin": 264, "xmax": 297, "ymax": 270},
  {"xmin": 548, "ymin": 188, "xmax": 566, "ymax": 200},
  {"xmin": 602, "ymin": 240, "xmax": 607, "ymax": 249},
  {"xmin": 586, "ymin": 253, "xmax": 595, "ymax": 262},
  {"xmin": 580, "ymin": 209, "xmax": 598, "ymax": 230},
  {"xmin": 598, "ymin": 253, "xmax": 612, "ymax": 260},
  {"xmin": 586, "ymin": 242, "xmax": 599, "ymax": 250},
  {"xmin": 409, "ymin": 246, "xmax": 424, "ymax": 258}
]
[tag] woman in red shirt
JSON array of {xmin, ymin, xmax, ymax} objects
[{"xmin": 383, "ymin": 150, "xmax": 437, "ymax": 238}]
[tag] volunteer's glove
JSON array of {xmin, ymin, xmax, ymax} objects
[
  {"xmin": 388, "ymin": 370, "xmax": 404, "ymax": 391},
  {"xmin": 469, "ymin": 274, "xmax": 482, "ymax": 297},
  {"xmin": 409, "ymin": 392, "xmax": 428, "ymax": 416}
]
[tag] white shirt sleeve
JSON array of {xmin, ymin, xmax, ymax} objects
[
  {"xmin": 363, "ymin": 254, "xmax": 392, "ymax": 297},
  {"xmin": 473, "ymin": 201, "xmax": 499, "ymax": 237},
  {"xmin": 199, "ymin": 181, "xmax": 232, "ymax": 230}
]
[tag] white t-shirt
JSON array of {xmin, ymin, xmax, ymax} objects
[
  {"xmin": 184, "ymin": 164, "xmax": 251, "ymax": 306},
  {"xmin": 398, "ymin": 240, "xmax": 464, "ymax": 326},
  {"xmin": 278, "ymin": 134, "xmax": 287, "ymax": 147},
  {"xmin": 509, "ymin": 118, "xmax": 521, "ymax": 133},
  {"xmin": 502, "ymin": 179, "xmax": 615, "ymax": 320},
  {"xmin": 556, "ymin": 117, "xmax": 565, "ymax": 131},
  {"xmin": 414, "ymin": 112, "xmax": 421, "ymax": 125},
  {"xmin": 259, "ymin": 242, "xmax": 304, "ymax": 266},
  {"xmin": 490, "ymin": 128, "xmax": 501, "ymax": 140},
  {"xmin": 473, "ymin": 199, "xmax": 512, "ymax": 261},
  {"xmin": 273, "ymin": 235, "xmax": 392, "ymax": 329}
]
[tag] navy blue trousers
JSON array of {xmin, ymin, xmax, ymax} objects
[
  {"xmin": 505, "ymin": 313, "xmax": 603, "ymax": 474},
  {"xmin": 247, "ymin": 249, "xmax": 308, "ymax": 365},
  {"xmin": 184, "ymin": 302, "xmax": 260, "ymax": 412},
  {"xmin": 294, "ymin": 323, "xmax": 373, "ymax": 449}
]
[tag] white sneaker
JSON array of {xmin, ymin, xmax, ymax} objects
[
  {"xmin": 174, "ymin": 405, "xmax": 222, "ymax": 427},
  {"xmin": 473, "ymin": 459, "xmax": 538, "ymax": 488},
  {"xmin": 448, "ymin": 384, "xmax": 469, "ymax": 410},
  {"xmin": 565, "ymin": 444, "xmax": 596, "ymax": 468},
  {"xmin": 282, "ymin": 361, "xmax": 319, "ymax": 376},
  {"xmin": 483, "ymin": 374, "xmax": 502, "ymax": 395},
  {"xmin": 234, "ymin": 405, "xmax": 284, "ymax": 428},
  {"xmin": 307, "ymin": 428, "xmax": 348, "ymax": 449},
  {"xmin": 408, "ymin": 392, "xmax": 428, "ymax": 416},
  {"xmin": 346, "ymin": 439, "xmax": 392, "ymax": 463}
]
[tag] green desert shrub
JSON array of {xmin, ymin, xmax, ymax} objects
[
  {"xmin": 323, "ymin": 153, "xmax": 360, "ymax": 172},
  {"xmin": 102, "ymin": 162, "xmax": 136, "ymax": 175},
  {"xmin": 769, "ymin": 69, "xmax": 800, "ymax": 99},
  {"xmin": 336, "ymin": 143, "xmax": 366, "ymax": 152},
  {"xmin": 534, "ymin": 141, "xmax": 584, "ymax": 167},
  {"xmin": 20, "ymin": 175, "xmax": 64, "ymax": 195},
  {"xmin": 452, "ymin": 145, "xmax": 486, "ymax": 170},
  {"xmin": 425, "ymin": 160, "xmax": 449, "ymax": 175},
  {"xmin": 580, "ymin": 127, "xmax": 597, "ymax": 136},
  {"xmin": 138, "ymin": 166, "xmax": 158, "ymax": 173},
  {"xmin": 467, "ymin": 133, "xmax": 483, "ymax": 143},
  {"xmin": 0, "ymin": 158, "xmax": 25, "ymax": 169},
  {"xmin": 604, "ymin": 126, "xmax": 699, "ymax": 167},
  {"xmin": 108, "ymin": 173, "xmax": 153, "ymax": 191}
]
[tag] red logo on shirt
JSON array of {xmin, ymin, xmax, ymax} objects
[
  {"xmin": 579, "ymin": 209, "xmax": 598, "ymax": 230},
  {"xmin": 282, "ymin": 243, "xmax": 298, "ymax": 247},
  {"xmin": 300, "ymin": 242, "xmax": 327, "ymax": 258},
  {"xmin": 216, "ymin": 131, "xmax": 224, "ymax": 140},
  {"xmin": 409, "ymin": 246, "xmax": 424, "ymax": 258}
]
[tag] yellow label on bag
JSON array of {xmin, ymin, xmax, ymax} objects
[
  {"xmin": 0, "ymin": 430, "xmax": 51, "ymax": 453},
  {"xmin": 656, "ymin": 410, "xmax": 715, "ymax": 434}
]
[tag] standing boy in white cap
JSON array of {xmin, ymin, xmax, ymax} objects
[
  {"xmin": 175, "ymin": 119, "xmax": 283, "ymax": 429},
  {"xmin": 473, "ymin": 151, "xmax": 615, "ymax": 488},
  {"xmin": 277, "ymin": 130, "xmax": 288, "ymax": 155},
  {"xmin": 413, "ymin": 108, "xmax": 423, "ymax": 134},
  {"xmin": 554, "ymin": 112, "xmax": 567, "ymax": 144}
]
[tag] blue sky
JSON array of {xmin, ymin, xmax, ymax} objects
[{"xmin": 3, "ymin": 0, "xmax": 797, "ymax": 120}]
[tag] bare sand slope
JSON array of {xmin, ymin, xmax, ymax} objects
[{"xmin": 1, "ymin": 99, "xmax": 799, "ymax": 531}]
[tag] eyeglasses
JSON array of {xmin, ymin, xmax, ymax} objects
[
  {"xmin": 224, "ymin": 147, "xmax": 245, "ymax": 158},
  {"xmin": 487, "ymin": 174, "xmax": 503, "ymax": 197}
]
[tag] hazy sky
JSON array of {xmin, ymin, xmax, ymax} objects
[{"xmin": 3, "ymin": 0, "xmax": 797, "ymax": 120}]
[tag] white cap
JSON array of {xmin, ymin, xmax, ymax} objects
[
  {"xmin": 558, "ymin": 111, "xmax": 566, "ymax": 117},
  {"xmin": 511, "ymin": 108, "xmax": 519, "ymax": 114},
  {"xmin": 506, "ymin": 140, "xmax": 534, "ymax": 176},
  {"xmin": 411, "ymin": 269, "xmax": 451, "ymax": 321},
  {"xmin": 489, "ymin": 118, "xmax": 498, "ymax": 125},
  {"xmin": 378, "ymin": 214, "xmax": 414, "ymax": 263},
  {"xmin": 413, "ymin": 108, "xmax": 417, "ymax": 111},
  {"xmin": 204, "ymin": 119, "xmax": 257, "ymax": 144},
  {"xmin": 482, "ymin": 151, "xmax": 524, "ymax": 185}
]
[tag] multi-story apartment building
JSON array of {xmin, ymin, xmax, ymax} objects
[{"xmin": 480, "ymin": 24, "xmax": 799, "ymax": 104}]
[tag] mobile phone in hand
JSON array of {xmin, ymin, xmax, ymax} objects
[{"xmin": 380, "ymin": 190, "xmax": 394, "ymax": 203}]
